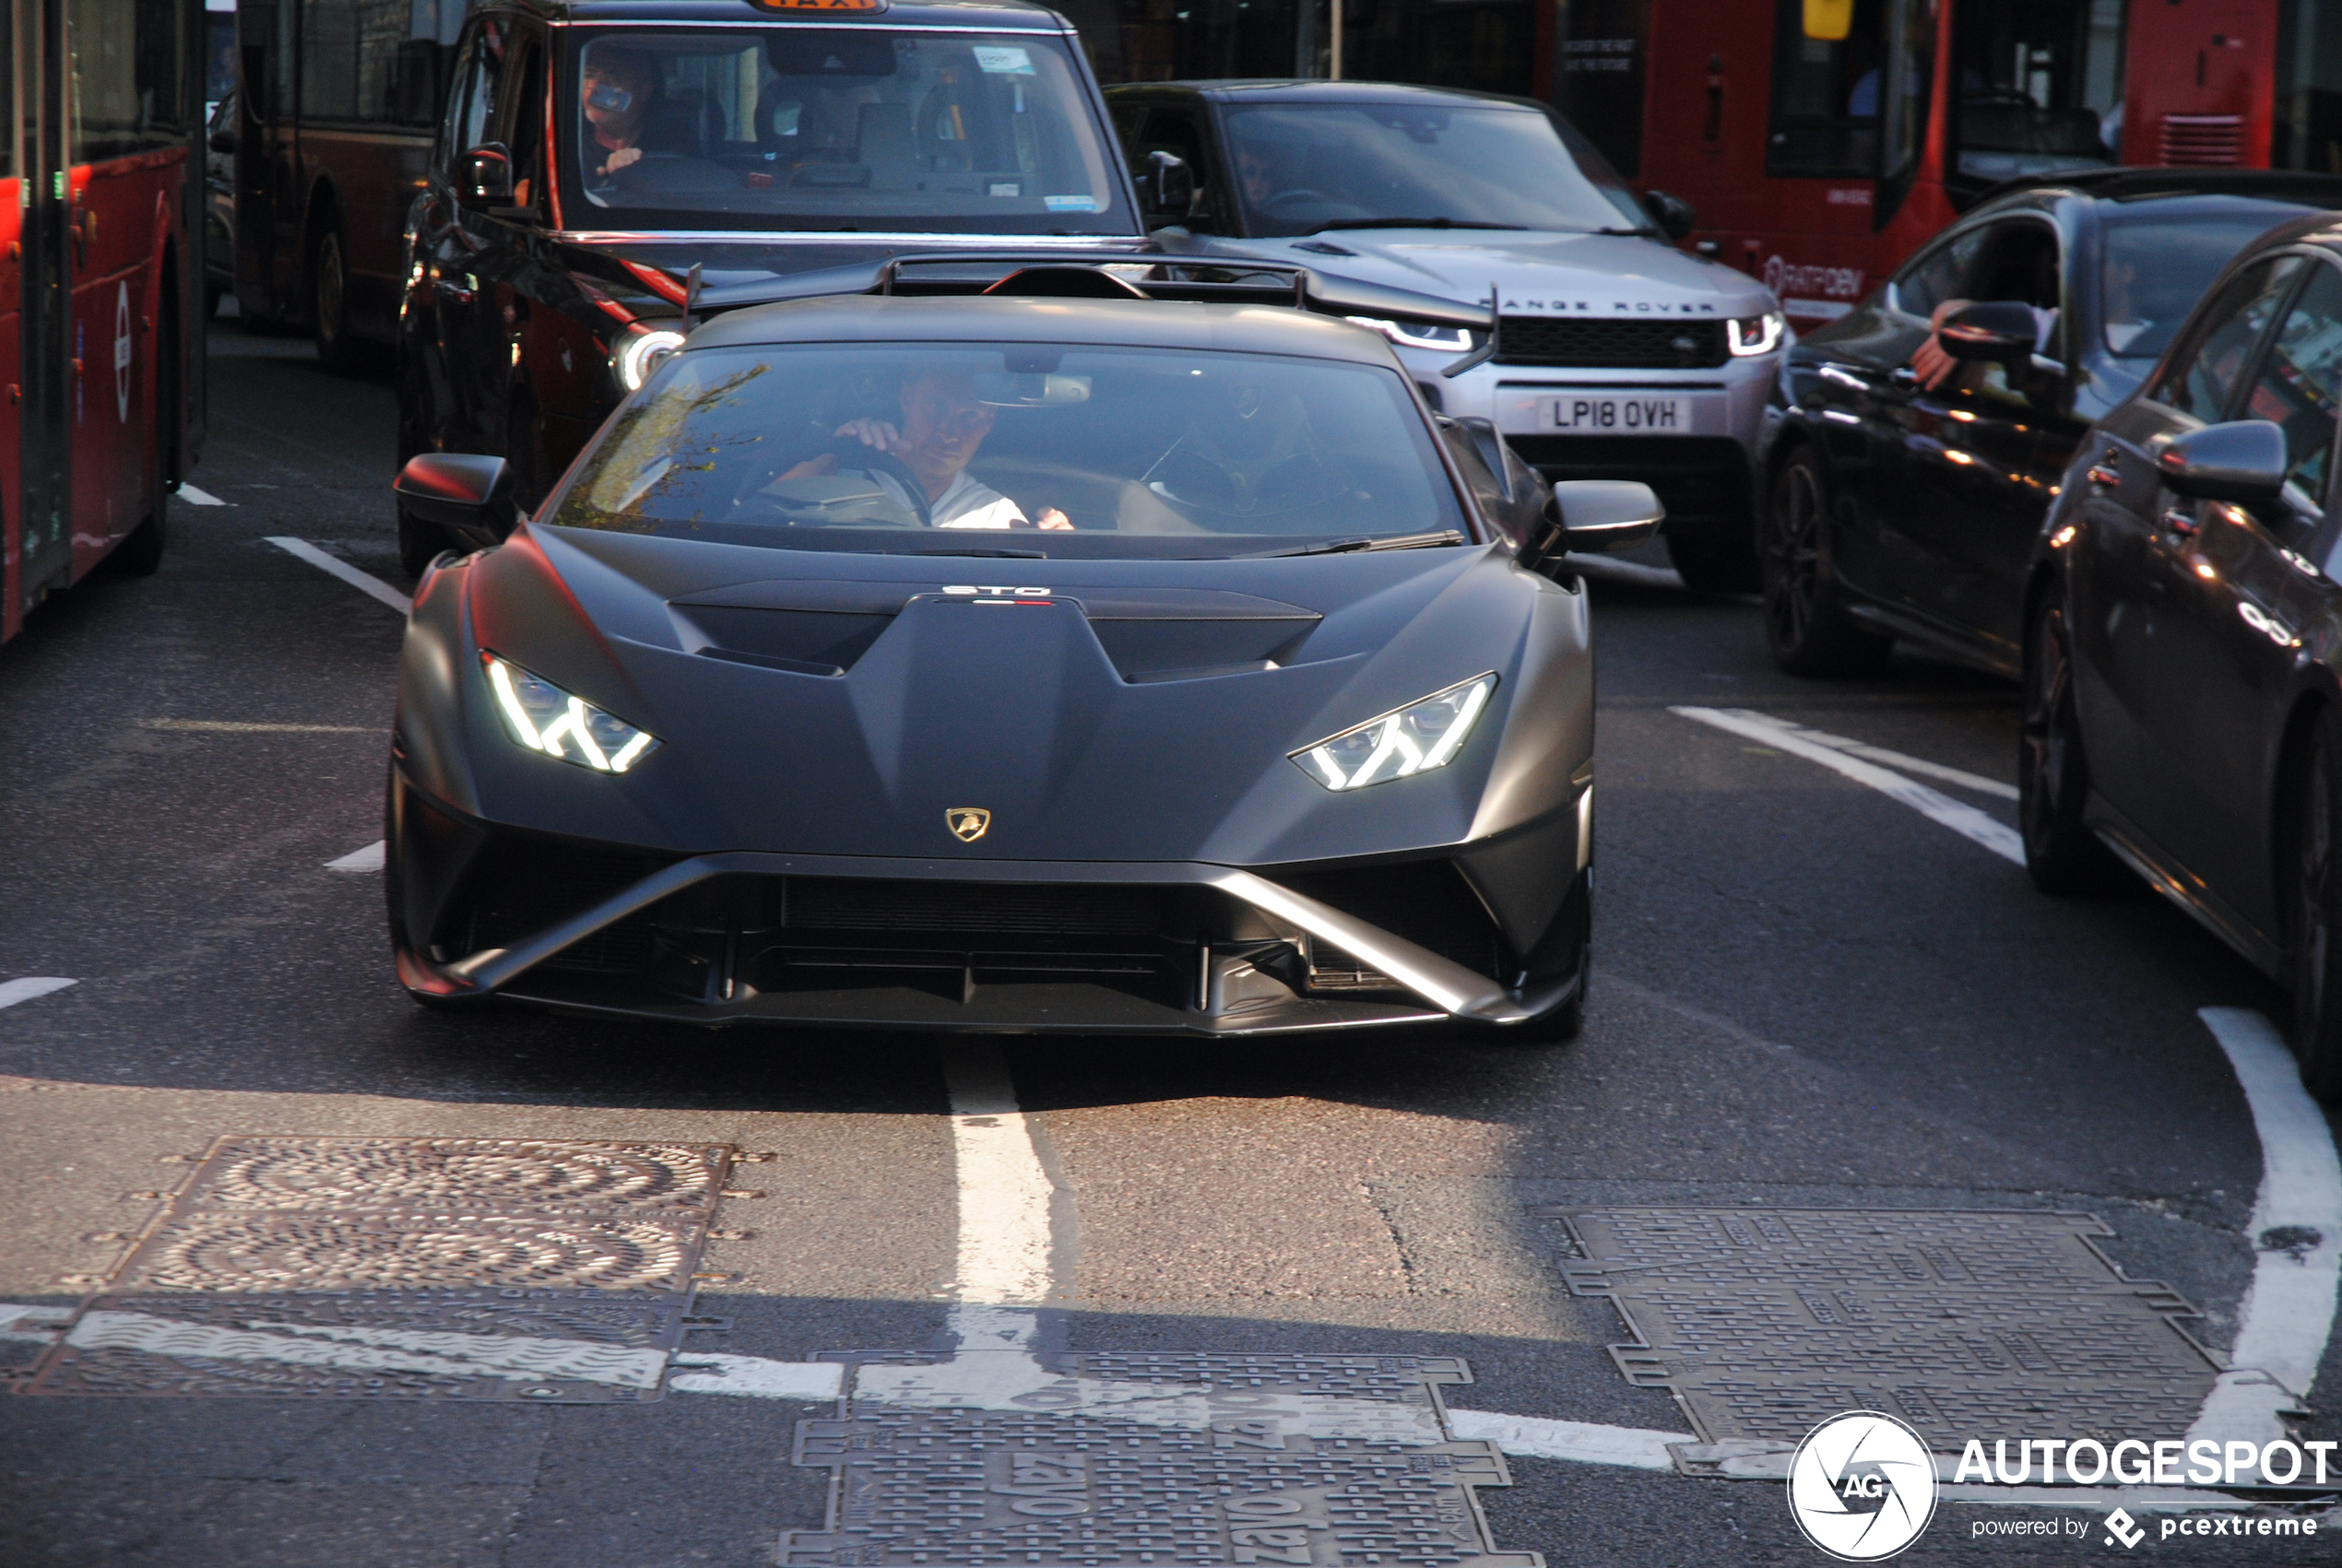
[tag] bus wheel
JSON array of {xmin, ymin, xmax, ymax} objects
[
  {"xmin": 313, "ymin": 228, "xmax": 359, "ymax": 373},
  {"xmin": 109, "ymin": 290, "xmax": 176, "ymax": 579}
]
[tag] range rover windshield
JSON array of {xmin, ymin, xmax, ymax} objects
[
  {"xmin": 563, "ymin": 29, "xmax": 1132, "ymax": 234},
  {"xmin": 546, "ymin": 343, "xmax": 1471, "ymax": 559}
]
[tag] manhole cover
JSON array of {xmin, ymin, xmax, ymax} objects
[
  {"xmin": 780, "ymin": 1349, "xmax": 1543, "ymax": 1566},
  {"xmin": 25, "ymin": 1138, "xmax": 731, "ymax": 1401},
  {"xmin": 1540, "ymin": 1208, "xmax": 2222, "ymax": 1450}
]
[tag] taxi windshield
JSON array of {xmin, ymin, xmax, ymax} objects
[
  {"xmin": 1223, "ymin": 103, "xmax": 1650, "ymax": 239},
  {"xmin": 564, "ymin": 28, "xmax": 1130, "ymax": 234},
  {"xmin": 547, "ymin": 342, "xmax": 1470, "ymax": 558}
]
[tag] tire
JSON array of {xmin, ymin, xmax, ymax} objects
[
  {"xmin": 507, "ymin": 392, "xmax": 550, "ymax": 516},
  {"xmin": 313, "ymin": 227, "xmax": 360, "ymax": 373},
  {"xmin": 2018, "ymin": 590, "xmax": 2121, "ymax": 894},
  {"xmin": 1665, "ymin": 527, "xmax": 1761, "ymax": 595},
  {"xmin": 2283, "ymin": 710, "xmax": 2342, "ymax": 1102},
  {"xmin": 395, "ymin": 353, "xmax": 449, "ymax": 577},
  {"xmin": 107, "ymin": 289, "xmax": 175, "ymax": 579},
  {"xmin": 1760, "ymin": 447, "xmax": 1893, "ymax": 676}
]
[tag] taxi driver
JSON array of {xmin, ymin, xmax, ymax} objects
[{"xmin": 787, "ymin": 370, "xmax": 1071, "ymax": 530}]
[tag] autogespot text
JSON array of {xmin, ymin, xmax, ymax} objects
[{"xmin": 1951, "ymin": 1436, "xmax": 2337, "ymax": 1488}]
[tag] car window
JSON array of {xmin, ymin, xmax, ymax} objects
[
  {"xmin": 1893, "ymin": 229, "xmax": 1983, "ymax": 319},
  {"xmin": 1964, "ymin": 218, "xmax": 2064, "ymax": 359},
  {"xmin": 2239, "ymin": 263, "xmax": 2342, "ymax": 522},
  {"xmin": 503, "ymin": 31, "xmax": 548, "ymax": 214},
  {"xmin": 2156, "ymin": 256, "xmax": 2305, "ymax": 422},
  {"xmin": 565, "ymin": 29, "xmax": 1130, "ymax": 236},
  {"xmin": 2102, "ymin": 200, "xmax": 2317, "ymax": 360},
  {"xmin": 549, "ymin": 342, "xmax": 1469, "ymax": 558},
  {"xmin": 443, "ymin": 20, "xmax": 503, "ymax": 170},
  {"xmin": 1220, "ymin": 103, "xmax": 1648, "ymax": 238},
  {"xmin": 1132, "ymin": 108, "xmax": 1224, "ymax": 232}
]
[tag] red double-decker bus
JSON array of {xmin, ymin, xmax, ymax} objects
[
  {"xmin": 1559, "ymin": 0, "xmax": 2282, "ymax": 327},
  {"xmin": 5, "ymin": 0, "xmax": 207, "ymax": 647}
]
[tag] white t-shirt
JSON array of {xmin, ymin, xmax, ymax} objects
[{"xmin": 869, "ymin": 466, "xmax": 1026, "ymax": 529}]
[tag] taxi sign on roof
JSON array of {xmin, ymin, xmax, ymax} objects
[{"xmin": 750, "ymin": 0, "xmax": 889, "ymax": 11}]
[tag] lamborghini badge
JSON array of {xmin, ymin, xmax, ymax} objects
[{"xmin": 946, "ymin": 807, "xmax": 991, "ymax": 843}]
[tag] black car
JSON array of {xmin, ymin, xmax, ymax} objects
[
  {"xmin": 396, "ymin": 0, "xmax": 1153, "ymax": 575},
  {"xmin": 384, "ymin": 260, "xmax": 1658, "ymax": 1039},
  {"xmin": 2023, "ymin": 211, "xmax": 2342, "ymax": 1099},
  {"xmin": 1762, "ymin": 171, "xmax": 2342, "ymax": 679}
]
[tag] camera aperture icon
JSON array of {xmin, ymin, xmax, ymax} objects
[{"xmin": 1786, "ymin": 1411, "xmax": 1940, "ymax": 1561}]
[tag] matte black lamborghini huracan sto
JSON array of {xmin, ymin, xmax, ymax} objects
[{"xmin": 385, "ymin": 260, "xmax": 1658, "ymax": 1040}]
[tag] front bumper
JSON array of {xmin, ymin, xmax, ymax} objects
[{"xmin": 390, "ymin": 778, "xmax": 1589, "ymax": 1037}]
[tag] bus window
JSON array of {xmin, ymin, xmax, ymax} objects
[
  {"xmin": 1766, "ymin": 0, "xmax": 1887, "ymax": 177},
  {"xmin": 1556, "ymin": 0, "xmax": 1648, "ymax": 181},
  {"xmin": 1948, "ymin": 0, "xmax": 2123, "ymax": 195},
  {"xmin": 70, "ymin": 0, "xmax": 193, "ymax": 160}
]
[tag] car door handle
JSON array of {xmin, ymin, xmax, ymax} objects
[{"xmin": 2160, "ymin": 508, "xmax": 2198, "ymax": 537}]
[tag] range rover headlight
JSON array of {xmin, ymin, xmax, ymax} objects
[
  {"xmin": 1292, "ymin": 674, "xmax": 1497, "ymax": 792},
  {"xmin": 1344, "ymin": 316, "xmax": 1479, "ymax": 353},
  {"xmin": 612, "ymin": 327, "xmax": 687, "ymax": 391},
  {"xmin": 482, "ymin": 653, "xmax": 658, "ymax": 773},
  {"xmin": 1728, "ymin": 310, "xmax": 1788, "ymax": 357}
]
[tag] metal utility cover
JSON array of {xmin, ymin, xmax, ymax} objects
[
  {"xmin": 1544, "ymin": 1208, "xmax": 2223, "ymax": 1450},
  {"xmin": 781, "ymin": 1349, "xmax": 1543, "ymax": 1566},
  {"xmin": 26, "ymin": 1137, "xmax": 731, "ymax": 1401}
]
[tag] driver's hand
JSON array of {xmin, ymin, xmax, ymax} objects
[
  {"xmin": 1036, "ymin": 508, "xmax": 1073, "ymax": 531},
  {"xmin": 602, "ymin": 146, "xmax": 644, "ymax": 175},
  {"xmin": 834, "ymin": 418, "xmax": 907, "ymax": 453},
  {"xmin": 1911, "ymin": 299, "xmax": 1968, "ymax": 392}
]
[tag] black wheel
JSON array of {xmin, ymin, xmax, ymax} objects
[
  {"xmin": 107, "ymin": 290, "xmax": 175, "ymax": 579},
  {"xmin": 1761, "ymin": 447, "xmax": 1893, "ymax": 676},
  {"xmin": 1664, "ymin": 527, "xmax": 1761, "ymax": 595},
  {"xmin": 313, "ymin": 227, "xmax": 360, "ymax": 373},
  {"xmin": 2018, "ymin": 590, "xmax": 2120, "ymax": 894},
  {"xmin": 203, "ymin": 281, "xmax": 222, "ymax": 320},
  {"xmin": 395, "ymin": 354, "xmax": 450, "ymax": 577},
  {"xmin": 507, "ymin": 393, "xmax": 550, "ymax": 516},
  {"xmin": 2284, "ymin": 710, "xmax": 2342, "ymax": 1102}
]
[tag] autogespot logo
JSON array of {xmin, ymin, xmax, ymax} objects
[{"xmin": 1787, "ymin": 1411, "xmax": 1940, "ymax": 1561}]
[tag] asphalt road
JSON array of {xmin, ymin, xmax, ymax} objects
[{"xmin": 1, "ymin": 321, "xmax": 2338, "ymax": 1566}]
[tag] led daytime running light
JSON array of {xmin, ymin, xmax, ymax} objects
[
  {"xmin": 1728, "ymin": 310, "xmax": 1788, "ymax": 357},
  {"xmin": 1291, "ymin": 674, "xmax": 1497, "ymax": 792},
  {"xmin": 483, "ymin": 654, "xmax": 658, "ymax": 773},
  {"xmin": 613, "ymin": 328, "xmax": 687, "ymax": 392},
  {"xmin": 1343, "ymin": 315, "xmax": 1477, "ymax": 353}
]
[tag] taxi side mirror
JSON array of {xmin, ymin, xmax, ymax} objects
[
  {"xmin": 2156, "ymin": 421, "xmax": 2288, "ymax": 506},
  {"xmin": 456, "ymin": 142, "xmax": 513, "ymax": 207},
  {"xmin": 1140, "ymin": 150, "xmax": 1195, "ymax": 221},
  {"xmin": 396, "ymin": 453, "xmax": 518, "ymax": 544},
  {"xmin": 1517, "ymin": 480, "xmax": 1665, "ymax": 574}
]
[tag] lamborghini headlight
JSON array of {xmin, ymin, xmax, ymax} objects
[
  {"xmin": 1344, "ymin": 316, "xmax": 1478, "ymax": 352},
  {"xmin": 1291, "ymin": 674, "xmax": 1497, "ymax": 792},
  {"xmin": 1728, "ymin": 310, "xmax": 1788, "ymax": 357},
  {"xmin": 612, "ymin": 328, "xmax": 686, "ymax": 392},
  {"xmin": 482, "ymin": 653, "xmax": 659, "ymax": 773}
]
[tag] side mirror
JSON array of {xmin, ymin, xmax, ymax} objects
[
  {"xmin": 1517, "ymin": 479, "xmax": 1665, "ymax": 573},
  {"xmin": 2156, "ymin": 420, "xmax": 2289, "ymax": 506},
  {"xmin": 395, "ymin": 453, "xmax": 518, "ymax": 545},
  {"xmin": 208, "ymin": 127, "xmax": 236, "ymax": 155},
  {"xmin": 455, "ymin": 142, "xmax": 513, "ymax": 207},
  {"xmin": 1140, "ymin": 150, "xmax": 1194, "ymax": 221},
  {"xmin": 1642, "ymin": 189, "xmax": 1696, "ymax": 241},
  {"xmin": 1939, "ymin": 301, "xmax": 2040, "ymax": 363}
]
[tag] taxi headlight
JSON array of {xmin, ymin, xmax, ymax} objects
[
  {"xmin": 482, "ymin": 653, "xmax": 659, "ymax": 773},
  {"xmin": 1292, "ymin": 674, "xmax": 1497, "ymax": 792},
  {"xmin": 612, "ymin": 328, "xmax": 687, "ymax": 391},
  {"xmin": 1728, "ymin": 310, "xmax": 1788, "ymax": 357},
  {"xmin": 1344, "ymin": 315, "xmax": 1479, "ymax": 353}
]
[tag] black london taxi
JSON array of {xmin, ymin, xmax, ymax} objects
[{"xmin": 396, "ymin": 0, "xmax": 1154, "ymax": 572}]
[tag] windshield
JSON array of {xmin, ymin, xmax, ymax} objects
[
  {"xmin": 547, "ymin": 343, "xmax": 1469, "ymax": 559},
  {"xmin": 2102, "ymin": 202, "xmax": 2310, "ymax": 360},
  {"xmin": 563, "ymin": 29, "xmax": 1131, "ymax": 234},
  {"xmin": 1223, "ymin": 103, "xmax": 1650, "ymax": 239}
]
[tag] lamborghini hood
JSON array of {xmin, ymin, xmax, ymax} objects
[{"xmin": 397, "ymin": 526, "xmax": 1593, "ymax": 869}]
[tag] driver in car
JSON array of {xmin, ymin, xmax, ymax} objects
[
  {"xmin": 582, "ymin": 47, "xmax": 669, "ymax": 183},
  {"xmin": 784, "ymin": 370, "xmax": 1073, "ymax": 529}
]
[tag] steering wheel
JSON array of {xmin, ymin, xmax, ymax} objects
[
  {"xmin": 1260, "ymin": 189, "xmax": 1336, "ymax": 216},
  {"xmin": 825, "ymin": 439, "xmax": 933, "ymax": 528}
]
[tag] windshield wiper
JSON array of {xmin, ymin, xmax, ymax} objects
[
  {"xmin": 1248, "ymin": 529, "xmax": 1467, "ymax": 559},
  {"xmin": 908, "ymin": 546, "xmax": 1048, "ymax": 559},
  {"xmin": 1595, "ymin": 226, "xmax": 1664, "ymax": 238},
  {"xmin": 1314, "ymin": 218, "xmax": 1529, "ymax": 232}
]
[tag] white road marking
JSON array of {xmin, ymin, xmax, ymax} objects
[
  {"xmin": 141, "ymin": 719, "xmax": 383, "ymax": 734},
  {"xmin": 264, "ymin": 536, "xmax": 412, "ymax": 615},
  {"xmin": 1718, "ymin": 712, "xmax": 2018, "ymax": 800},
  {"xmin": 0, "ymin": 1303, "xmax": 72, "ymax": 1343},
  {"xmin": 2187, "ymin": 1008, "xmax": 2342, "ymax": 1445},
  {"xmin": 325, "ymin": 841, "xmax": 386, "ymax": 873},
  {"xmin": 62, "ymin": 1309, "xmax": 668, "ymax": 1387},
  {"xmin": 175, "ymin": 483, "xmax": 229, "ymax": 507},
  {"xmin": 667, "ymin": 1352, "xmax": 845, "ymax": 1400},
  {"xmin": 941, "ymin": 1041, "xmax": 1056, "ymax": 1327},
  {"xmin": 1446, "ymin": 1409, "xmax": 1686, "ymax": 1469},
  {"xmin": 0, "ymin": 977, "xmax": 77, "ymax": 1010},
  {"xmin": 1674, "ymin": 705, "xmax": 2024, "ymax": 866}
]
